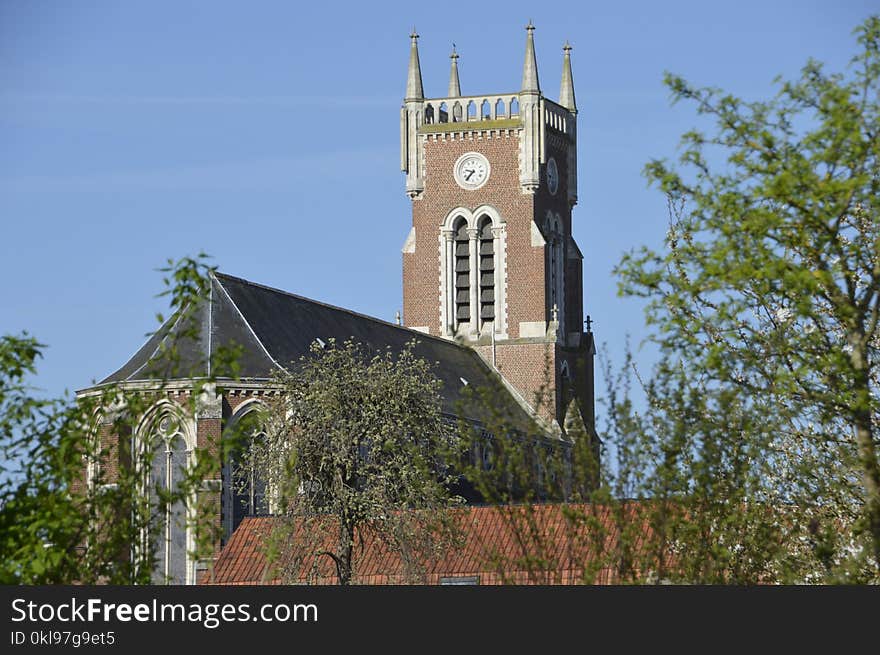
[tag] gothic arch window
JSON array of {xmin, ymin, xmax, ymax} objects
[
  {"xmin": 143, "ymin": 409, "xmax": 192, "ymax": 585},
  {"xmin": 222, "ymin": 404, "xmax": 270, "ymax": 542},
  {"xmin": 549, "ymin": 235, "xmax": 560, "ymax": 318},
  {"xmin": 454, "ymin": 218, "xmax": 471, "ymax": 329},
  {"xmin": 559, "ymin": 360, "xmax": 572, "ymax": 412},
  {"xmin": 439, "ymin": 102, "xmax": 449, "ymax": 123},
  {"xmin": 467, "ymin": 100, "xmax": 477, "ymax": 120},
  {"xmin": 481, "ymin": 99, "xmax": 491, "ymax": 120},
  {"xmin": 478, "ymin": 215, "xmax": 495, "ymax": 324},
  {"xmin": 546, "ymin": 212, "xmax": 565, "ymax": 331},
  {"xmin": 509, "ymin": 97, "xmax": 519, "ymax": 116},
  {"xmin": 559, "ymin": 360, "xmax": 571, "ymax": 380},
  {"xmin": 482, "ymin": 436, "xmax": 495, "ymax": 471},
  {"xmin": 425, "ymin": 103, "xmax": 435, "ymax": 124},
  {"xmin": 85, "ymin": 410, "xmax": 104, "ymax": 490},
  {"xmin": 495, "ymin": 98, "xmax": 506, "ymax": 117},
  {"xmin": 440, "ymin": 207, "xmax": 507, "ymax": 340}
]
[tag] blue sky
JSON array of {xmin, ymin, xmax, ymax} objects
[{"xmin": 0, "ymin": 0, "xmax": 874, "ymax": 406}]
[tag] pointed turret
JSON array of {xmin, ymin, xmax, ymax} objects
[
  {"xmin": 521, "ymin": 20, "xmax": 540, "ymax": 93},
  {"xmin": 402, "ymin": 30, "xmax": 425, "ymax": 197},
  {"xmin": 405, "ymin": 29, "xmax": 424, "ymax": 101},
  {"xmin": 448, "ymin": 45, "xmax": 461, "ymax": 97},
  {"xmin": 518, "ymin": 22, "xmax": 542, "ymax": 192},
  {"xmin": 559, "ymin": 41, "xmax": 577, "ymax": 112}
]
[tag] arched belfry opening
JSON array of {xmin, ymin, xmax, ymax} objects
[
  {"xmin": 437, "ymin": 208, "xmax": 507, "ymax": 340},
  {"xmin": 454, "ymin": 218, "xmax": 471, "ymax": 332},
  {"xmin": 478, "ymin": 215, "xmax": 495, "ymax": 327}
]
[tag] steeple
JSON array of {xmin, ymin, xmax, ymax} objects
[
  {"xmin": 521, "ymin": 21, "xmax": 540, "ymax": 94},
  {"xmin": 559, "ymin": 41, "xmax": 576, "ymax": 113},
  {"xmin": 405, "ymin": 29, "xmax": 424, "ymax": 101},
  {"xmin": 448, "ymin": 44, "xmax": 461, "ymax": 97}
]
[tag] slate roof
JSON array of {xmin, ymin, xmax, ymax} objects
[
  {"xmin": 97, "ymin": 272, "xmax": 535, "ymax": 425},
  {"xmin": 202, "ymin": 504, "xmax": 657, "ymax": 585}
]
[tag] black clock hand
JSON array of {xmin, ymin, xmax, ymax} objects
[{"xmin": 464, "ymin": 169, "xmax": 475, "ymax": 181}]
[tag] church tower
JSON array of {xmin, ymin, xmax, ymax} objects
[{"xmin": 401, "ymin": 25, "xmax": 595, "ymax": 434}]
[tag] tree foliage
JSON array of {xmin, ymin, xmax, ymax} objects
[
  {"xmin": 0, "ymin": 255, "xmax": 238, "ymax": 583},
  {"xmin": 453, "ymin": 16, "xmax": 880, "ymax": 585},
  {"xmin": 614, "ymin": 15, "xmax": 880, "ymax": 581},
  {"xmin": 246, "ymin": 339, "xmax": 463, "ymax": 585}
]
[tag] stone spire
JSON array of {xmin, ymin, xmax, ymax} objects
[
  {"xmin": 521, "ymin": 20, "xmax": 540, "ymax": 94},
  {"xmin": 448, "ymin": 44, "xmax": 461, "ymax": 97},
  {"xmin": 402, "ymin": 29, "xmax": 425, "ymax": 197},
  {"xmin": 560, "ymin": 41, "xmax": 577, "ymax": 113},
  {"xmin": 405, "ymin": 29, "xmax": 424, "ymax": 101}
]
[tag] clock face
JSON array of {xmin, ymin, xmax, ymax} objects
[
  {"xmin": 454, "ymin": 152, "xmax": 490, "ymax": 190},
  {"xmin": 546, "ymin": 157, "xmax": 559, "ymax": 195}
]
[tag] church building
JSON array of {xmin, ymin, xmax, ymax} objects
[{"xmin": 77, "ymin": 24, "xmax": 596, "ymax": 585}]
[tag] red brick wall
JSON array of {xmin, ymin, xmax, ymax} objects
[
  {"xmin": 403, "ymin": 129, "xmax": 547, "ymax": 337},
  {"xmin": 401, "ymin": 123, "xmax": 590, "ymax": 428},
  {"xmin": 399, "ymin": 127, "xmax": 580, "ymax": 339},
  {"xmin": 474, "ymin": 342, "xmax": 557, "ymax": 422}
]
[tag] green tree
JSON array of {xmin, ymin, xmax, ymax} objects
[
  {"xmin": 246, "ymin": 338, "xmax": 462, "ymax": 585},
  {"xmin": 0, "ymin": 255, "xmax": 239, "ymax": 583},
  {"xmin": 598, "ymin": 350, "xmax": 797, "ymax": 583},
  {"xmin": 616, "ymin": 15, "xmax": 880, "ymax": 580},
  {"xmin": 456, "ymin": 344, "xmax": 822, "ymax": 584}
]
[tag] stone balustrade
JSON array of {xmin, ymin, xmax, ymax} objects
[{"xmin": 422, "ymin": 93, "xmax": 521, "ymax": 125}]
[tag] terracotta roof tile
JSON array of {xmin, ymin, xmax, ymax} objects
[{"xmin": 206, "ymin": 503, "xmax": 659, "ymax": 585}]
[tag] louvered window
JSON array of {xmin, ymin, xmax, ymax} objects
[
  {"xmin": 454, "ymin": 221, "xmax": 470, "ymax": 325},
  {"xmin": 479, "ymin": 218, "xmax": 495, "ymax": 321}
]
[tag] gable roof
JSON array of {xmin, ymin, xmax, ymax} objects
[
  {"xmin": 203, "ymin": 504, "xmax": 657, "ymax": 585},
  {"xmin": 95, "ymin": 272, "xmax": 535, "ymax": 425}
]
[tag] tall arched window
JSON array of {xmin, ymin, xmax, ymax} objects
[
  {"xmin": 441, "ymin": 207, "xmax": 507, "ymax": 339},
  {"xmin": 479, "ymin": 216, "xmax": 495, "ymax": 324},
  {"xmin": 549, "ymin": 235, "xmax": 559, "ymax": 315},
  {"xmin": 232, "ymin": 422, "xmax": 268, "ymax": 532},
  {"xmin": 149, "ymin": 414, "xmax": 189, "ymax": 585},
  {"xmin": 222, "ymin": 408, "xmax": 269, "ymax": 542},
  {"xmin": 546, "ymin": 213, "xmax": 565, "ymax": 331},
  {"xmin": 454, "ymin": 219, "xmax": 470, "ymax": 329},
  {"xmin": 85, "ymin": 411, "xmax": 104, "ymax": 490}
]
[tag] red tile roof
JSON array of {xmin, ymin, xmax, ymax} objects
[{"xmin": 203, "ymin": 503, "xmax": 658, "ymax": 585}]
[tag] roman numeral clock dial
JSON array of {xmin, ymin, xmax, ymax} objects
[{"xmin": 454, "ymin": 152, "xmax": 490, "ymax": 190}]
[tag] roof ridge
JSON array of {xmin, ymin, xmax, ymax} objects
[
  {"xmin": 212, "ymin": 271, "xmax": 474, "ymax": 353},
  {"xmin": 210, "ymin": 273, "xmax": 282, "ymax": 371}
]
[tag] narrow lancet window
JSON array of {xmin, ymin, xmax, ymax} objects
[
  {"xmin": 479, "ymin": 217, "xmax": 495, "ymax": 323},
  {"xmin": 550, "ymin": 236, "xmax": 559, "ymax": 318},
  {"xmin": 454, "ymin": 219, "xmax": 470, "ymax": 327},
  {"xmin": 149, "ymin": 414, "xmax": 188, "ymax": 585}
]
